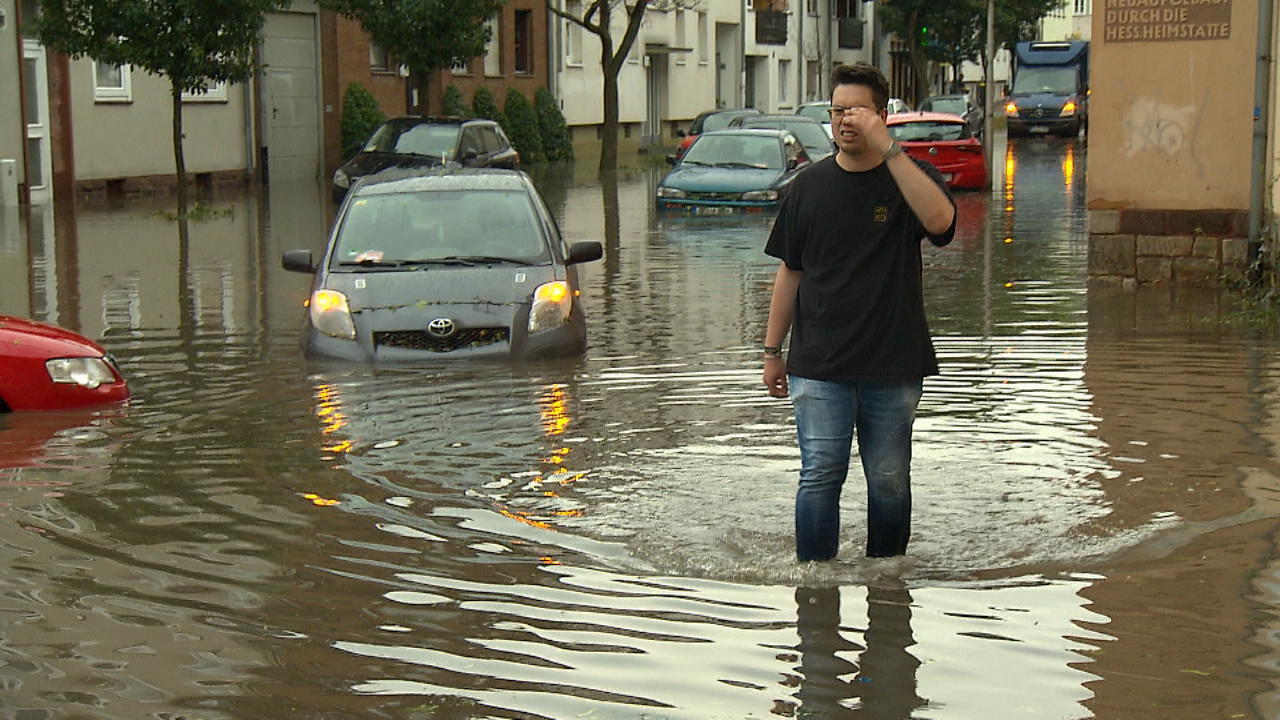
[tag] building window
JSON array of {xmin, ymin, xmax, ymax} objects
[
  {"xmin": 93, "ymin": 61, "xmax": 131, "ymax": 102},
  {"xmin": 675, "ymin": 9, "xmax": 686, "ymax": 64},
  {"xmin": 1074, "ymin": 0, "xmax": 1091, "ymax": 13},
  {"xmin": 779, "ymin": 59, "xmax": 790, "ymax": 106},
  {"xmin": 833, "ymin": 0, "xmax": 860, "ymax": 19},
  {"xmin": 566, "ymin": 0, "xmax": 584, "ymax": 65},
  {"xmin": 483, "ymin": 14, "xmax": 501, "ymax": 75},
  {"xmin": 182, "ymin": 80, "xmax": 228, "ymax": 103},
  {"xmin": 697, "ymin": 11, "xmax": 708, "ymax": 64},
  {"xmin": 370, "ymin": 43, "xmax": 392, "ymax": 72},
  {"xmin": 807, "ymin": 0, "xmax": 818, "ymax": 15},
  {"xmin": 514, "ymin": 9, "xmax": 533, "ymax": 75}
]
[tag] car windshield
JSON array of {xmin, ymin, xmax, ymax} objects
[
  {"xmin": 889, "ymin": 121, "xmax": 968, "ymax": 142},
  {"xmin": 703, "ymin": 113, "xmax": 751, "ymax": 132},
  {"xmin": 682, "ymin": 135, "xmax": 783, "ymax": 169},
  {"xmin": 796, "ymin": 104, "xmax": 829, "ymax": 122},
  {"xmin": 924, "ymin": 98, "xmax": 968, "ymax": 115},
  {"xmin": 333, "ymin": 188, "xmax": 548, "ymax": 266},
  {"xmin": 1012, "ymin": 66, "xmax": 1077, "ymax": 94},
  {"xmin": 364, "ymin": 123, "xmax": 461, "ymax": 158},
  {"xmin": 742, "ymin": 120, "xmax": 829, "ymax": 152}
]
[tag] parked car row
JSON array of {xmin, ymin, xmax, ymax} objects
[{"xmin": 1, "ymin": 99, "xmax": 988, "ymax": 405}]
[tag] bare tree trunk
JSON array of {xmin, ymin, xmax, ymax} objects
[
  {"xmin": 416, "ymin": 72, "xmax": 431, "ymax": 115},
  {"xmin": 599, "ymin": 66, "xmax": 619, "ymax": 172},
  {"xmin": 171, "ymin": 82, "xmax": 188, "ymax": 220}
]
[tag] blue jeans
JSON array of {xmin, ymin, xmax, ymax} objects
[{"xmin": 789, "ymin": 375, "xmax": 923, "ymax": 561}]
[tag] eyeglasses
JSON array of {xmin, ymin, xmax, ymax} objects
[{"xmin": 828, "ymin": 105, "xmax": 875, "ymax": 117}]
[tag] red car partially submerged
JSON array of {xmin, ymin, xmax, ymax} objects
[
  {"xmin": 886, "ymin": 111, "xmax": 988, "ymax": 190},
  {"xmin": 0, "ymin": 315, "xmax": 130, "ymax": 412}
]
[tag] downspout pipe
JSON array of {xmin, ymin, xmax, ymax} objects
[{"xmin": 1248, "ymin": 0, "xmax": 1275, "ymax": 272}]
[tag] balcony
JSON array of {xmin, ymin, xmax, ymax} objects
[
  {"xmin": 755, "ymin": 10, "xmax": 788, "ymax": 45},
  {"xmin": 838, "ymin": 18, "xmax": 864, "ymax": 49}
]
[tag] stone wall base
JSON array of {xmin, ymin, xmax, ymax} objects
[
  {"xmin": 76, "ymin": 169, "xmax": 253, "ymax": 203},
  {"xmin": 1088, "ymin": 208, "xmax": 1252, "ymax": 286}
]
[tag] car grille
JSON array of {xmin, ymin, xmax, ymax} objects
[
  {"xmin": 685, "ymin": 191, "xmax": 743, "ymax": 201},
  {"xmin": 374, "ymin": 328, "xmax": 509, "ymax": 352}
]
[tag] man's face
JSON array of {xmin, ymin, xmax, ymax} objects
[{"xmin": 829, "ymin": 83, "xmax": 885, "ymax": 157}]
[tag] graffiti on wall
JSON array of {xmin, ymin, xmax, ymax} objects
[{"xmin": 1123, "ymin": 98, "xmax": 1197, "ymax": 159}]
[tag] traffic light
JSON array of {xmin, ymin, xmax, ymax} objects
[{"xmin": 920, "ymin": 25, "xmax": 931, "ymax": 46}]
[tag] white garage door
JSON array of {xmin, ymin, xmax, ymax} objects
[{"xmin": 262, "ymin": 12, "xmax": 320, "ymax": 182}]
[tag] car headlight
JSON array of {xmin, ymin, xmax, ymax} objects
[
  {"xmin": 309, "ymin": 289, "xmax": 356, "ymax": 340},
  {"xmin": 529, "ymin": 281, "xmax": 572, "ymax": 333},
  {"xmin": 656, "ymin": 187, "xmax": 686, "ymax": 199},
  {"xmin": 333, "ymin": 168, "xmax": 350, "ymax": 189},
  {"xmin": 1060, "ymin": 101, "xmax": 1077, "ymax": 117},
  {"xmin": 46, "ymin": 357, "xmax": 117, "ymax": 389},
  {"xmin": 1004, "ymin": 102, "xmax": 1019, "ymax": 117},
  {"xmin": 741, "ymin": 189, "xmax": 779, "ymax": 202}
]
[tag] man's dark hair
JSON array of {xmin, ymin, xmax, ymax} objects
[{"xmin": 830, "ymin": 63, "xmax": 890, "ymax": 112}]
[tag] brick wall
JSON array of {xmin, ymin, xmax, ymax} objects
[{"xmin": 1088, "ymin": 208, "xmax": 1251, "ymax": 286}]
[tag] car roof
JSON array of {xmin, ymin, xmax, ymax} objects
[
  {"xmin": 353, "ymin": 167, "xmax": 529, "ymax": 195},
  {"xmin": 381, "ymin": 115, "xmax": 497, "ymax": 127},
  {"xmin": 887, "ymin": 111, "xmax": 969, "ymax": 125},
  {"xmin": 741, "ymin": 114, "xmax": 823, "ymax": 124},
  {"xmin": 696, "ymin": 128, "xmax": 797, "ymax": 139}
]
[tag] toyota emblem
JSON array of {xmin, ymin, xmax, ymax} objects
[{"xmin": 427, "ymin": 318, "xmax": 456, "ymax": 337}]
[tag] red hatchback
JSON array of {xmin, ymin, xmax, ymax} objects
[
  {"xmin": 886, "ymin": 111, "xmax": 988, "ymax": 190},
  {"xmin": 0, "ymin": 315, "xmax": 130, "ymax": 412}
]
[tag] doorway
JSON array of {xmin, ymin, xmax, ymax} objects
[{"xmin": 22, "ymin": 39, "xmax": 52, "ymax": 205}]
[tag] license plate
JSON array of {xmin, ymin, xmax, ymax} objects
[
  {"xmin": 1030, "ymin": 126, "xmax": 1050, "ymax": 134},
  {"xmin": 942, "ymin": 173, "xmax": 954, "ymax": 182},
  {"xmin": 693, "ymin": 206, "xmax": 732, "ymax": 215}
]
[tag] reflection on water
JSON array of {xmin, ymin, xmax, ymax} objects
[{"xmin": 0, "ymin": 136, "xmax": 1278, "ymax": 719}]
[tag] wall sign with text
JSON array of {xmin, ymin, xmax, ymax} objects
[{"xmin": 1104, "ymin": 0, "xmax": 1231, "ymax": 43}]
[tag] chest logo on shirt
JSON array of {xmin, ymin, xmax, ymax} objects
[{"xmin": 874, "ymin": 206, "xmax": 889, "ymax": 222}]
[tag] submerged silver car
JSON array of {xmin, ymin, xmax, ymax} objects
[{"xmin": 283, "ymin": 168, "xmax": 602, "ymax": 362}]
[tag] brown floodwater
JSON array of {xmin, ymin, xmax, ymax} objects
[{"xmin": 2, "ymin": 134, "xmax": 1279, "ymax": 719}]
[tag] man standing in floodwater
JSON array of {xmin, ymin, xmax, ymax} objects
[{"xmin": 762, "ymin": 63, "xmax": 956, "ymax": 561}]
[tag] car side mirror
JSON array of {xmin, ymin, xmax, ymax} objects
[
  {"xmin": 460, "ymin": 149, "xmax": 480, "ymax": 163},
  {"xmin": 1001, "ymin": 86, "xmax": 1009, "ymax": 97},
  {"xmin": 666, "ymin": 154, "xmax": 677, "ymax": 166},
  {"xmin": 282, "ymin": 249, "xmax": 316, "ymax": 274},
  {"xmin": 566, "ymin": 241, "xmax": 603, "ymax": 265},
  {"xmin": 676, "ymin": 129, "xmax": 687, "ymax": 138}
]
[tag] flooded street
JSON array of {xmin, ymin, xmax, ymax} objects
[{"xmin": 3, "ymin": 135, "xmax": 1280, "ymax": 719}]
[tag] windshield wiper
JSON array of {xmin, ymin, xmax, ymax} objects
[
  {"xmin": 397, "ymin": 255, "xmax": 525, "ymax": 267},
  {"xmin": 338, "ymin": 258, "xmax": 400, "ymax": 267},
  {"xmin": 717, "ymin": 161, "xmax": 769, "ymax": 169}
]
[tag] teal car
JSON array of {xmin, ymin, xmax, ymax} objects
[{"xmin": 656, "ymin": 129, "xmax": 812, "ymax": 214}]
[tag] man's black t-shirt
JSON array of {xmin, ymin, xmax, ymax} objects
[{"xmin": 764, "ymin": 154, "xmax": 956, "ymax": 382}]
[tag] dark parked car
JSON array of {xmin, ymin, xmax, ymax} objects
[
  {"xmin": 917, "ymin": 94, "xmax": 984, "ymax": 136},
  {"xmin": 0, "ymin": 315, "xmax": 130, "ymax": 411},
  {"xmin": 730, "ymin": 114, "xmax": 834, "ymax": 162},
  {"xmin": 332, "ymin": 116, "xmax": 519, "ymax": 201},
  {"xmin": 672, "ymin": 108, "xmax": 763, "ymax": 160},
  {"xmin": 285, "ymin": 168, "xmax": 602, "ymax": 362},
  {"xmin": 657, "ymin": 129, "xmax": 811, "ymax": 214}
]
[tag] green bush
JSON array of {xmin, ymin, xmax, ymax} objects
[
  {"xmin": 471, "ymin": 86, "xmax": 503, "ymax": 124},
  {"xmin": 534, "ymin": 87, "xmax": 573, "ymax": 162},
  {"xmin": 503, "ymin": 89, "xmax": 544, "ymax": 164},
  {"xmin": 340, "ymin": 82, "xmax": 385, "ymax": 161},
  {"xmin": 442, "ymin": 84, "xmax": 469, "ymax": 117}
]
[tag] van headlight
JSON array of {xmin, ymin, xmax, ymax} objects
[
  {"xmin": 529, "ymin": 281, "xmax": 572, "ymax": 332},
  {"xmin": 741, "ymin": 189, "xmax": 778, "ymax": 201},
  {"xmin": 46, "ymin": 357, "xmax": 117, "ymax": 389},
  {"xmin": 1059, "ymin": 101, "xmax": 1077, "ymax": 117},
  {"xmin": 309, "ymin": 289, "xmax": 356, "ymax": 340},
  {"xmin": 333, "ymin": 168, "xmax": 350, "ymax": 189},
  {"xmin": 656, "ymin": 187, "xmax": 686, "ymax": 199}
]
